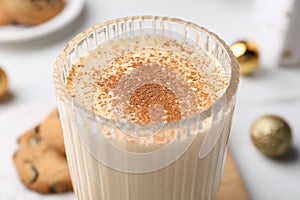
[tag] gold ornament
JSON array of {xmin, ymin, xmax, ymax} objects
[
  {"xmin": 0, "ymin": 67, "xmax": 9, "ymax": 98},
  {"xmin": 230, "ymin": 40, "xmax": 259, "ymax": 75},
  {"xmin": 251, "ymin": 115, "xmax": 292, "ymax": 157}
]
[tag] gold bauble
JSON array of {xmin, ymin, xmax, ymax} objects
[
  {"xmin": 0, "ymin": 67, "xmax": 9, "ymax": 98},
  {"xmin": 230, "ymin": 40, "xmax": 259, "ymax": 75},
  {"xmin": 251, "ymin": 115, "xmax": 292, "ymax": 157}
]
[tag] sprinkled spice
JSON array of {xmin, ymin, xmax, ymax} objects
[{"xmin": 66, "ymin": 34, "xmax": 229, "ymax": 125}]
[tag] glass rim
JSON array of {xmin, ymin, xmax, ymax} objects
[{"xmin": 53, "ymin": 15, "xmax": 240, "ymax": 128}]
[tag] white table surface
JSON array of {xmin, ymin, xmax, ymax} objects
[{"xmin": 1, "ymin": 0, "xmax": 300, "ymax": 199}]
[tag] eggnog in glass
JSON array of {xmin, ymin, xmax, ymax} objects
[{"xmin": 53, "ymin": 16, "xmax": 239, "ymax": 200}]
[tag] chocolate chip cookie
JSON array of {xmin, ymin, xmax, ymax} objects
[
  {"xmin": 0, "ymin": 3, "xmax": 12, "ymax": 25},
  {"xmin": 0, "ymin": 0, "xmax": 65, "ymax": 26},
  {"xmin": 13, "ymin": 125, "xmax": 72, "ymax": 193},
  {"xmin": 40, "ymin": 108, "xmax": 65, "ymax": 155}
]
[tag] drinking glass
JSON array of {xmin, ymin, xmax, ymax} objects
[{"xmin": 53, "ymin": 16, "xmax": 239, "ymax": 200}]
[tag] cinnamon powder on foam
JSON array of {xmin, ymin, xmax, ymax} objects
[{"xmin": 66, "ymin": 34, "xmax": 229, "ymax": 145}]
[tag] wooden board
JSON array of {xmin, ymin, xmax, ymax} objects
[{"xmin": 216, "ymin": 151, "xmax": 249, "ymax": 200}]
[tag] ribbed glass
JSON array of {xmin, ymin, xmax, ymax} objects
[{"xmin": 53, "ymin": 16, "xmax": 239, "ymax": 200}]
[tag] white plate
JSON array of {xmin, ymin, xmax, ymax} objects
[{"xmin": 0, "ymin": 0, "xmax": 85, "ymax": 43}]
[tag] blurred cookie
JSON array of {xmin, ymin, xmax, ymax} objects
[
  {"xmin": 0, "ymin": 3, "xmax": 13, "ymax": 25},
  {"xmin": 0, "ymin": 0, "xmax": 65, "ymax": 26},
  {"xmin": 40, "ymin": 108, "xmax": 65, "ymax": 155},
  {"xmin": 13, "ymin": 125, "xmax": 72, "ymax": 193}
]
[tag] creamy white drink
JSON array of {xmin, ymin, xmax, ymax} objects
[{"xmin": 54, "ymin": 18, "xmax": 239, "ymax": 200}]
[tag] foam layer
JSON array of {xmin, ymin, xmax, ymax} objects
[{"xmin": 67, "ymin": 33, "xmax": 229, "ymax": 125}]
